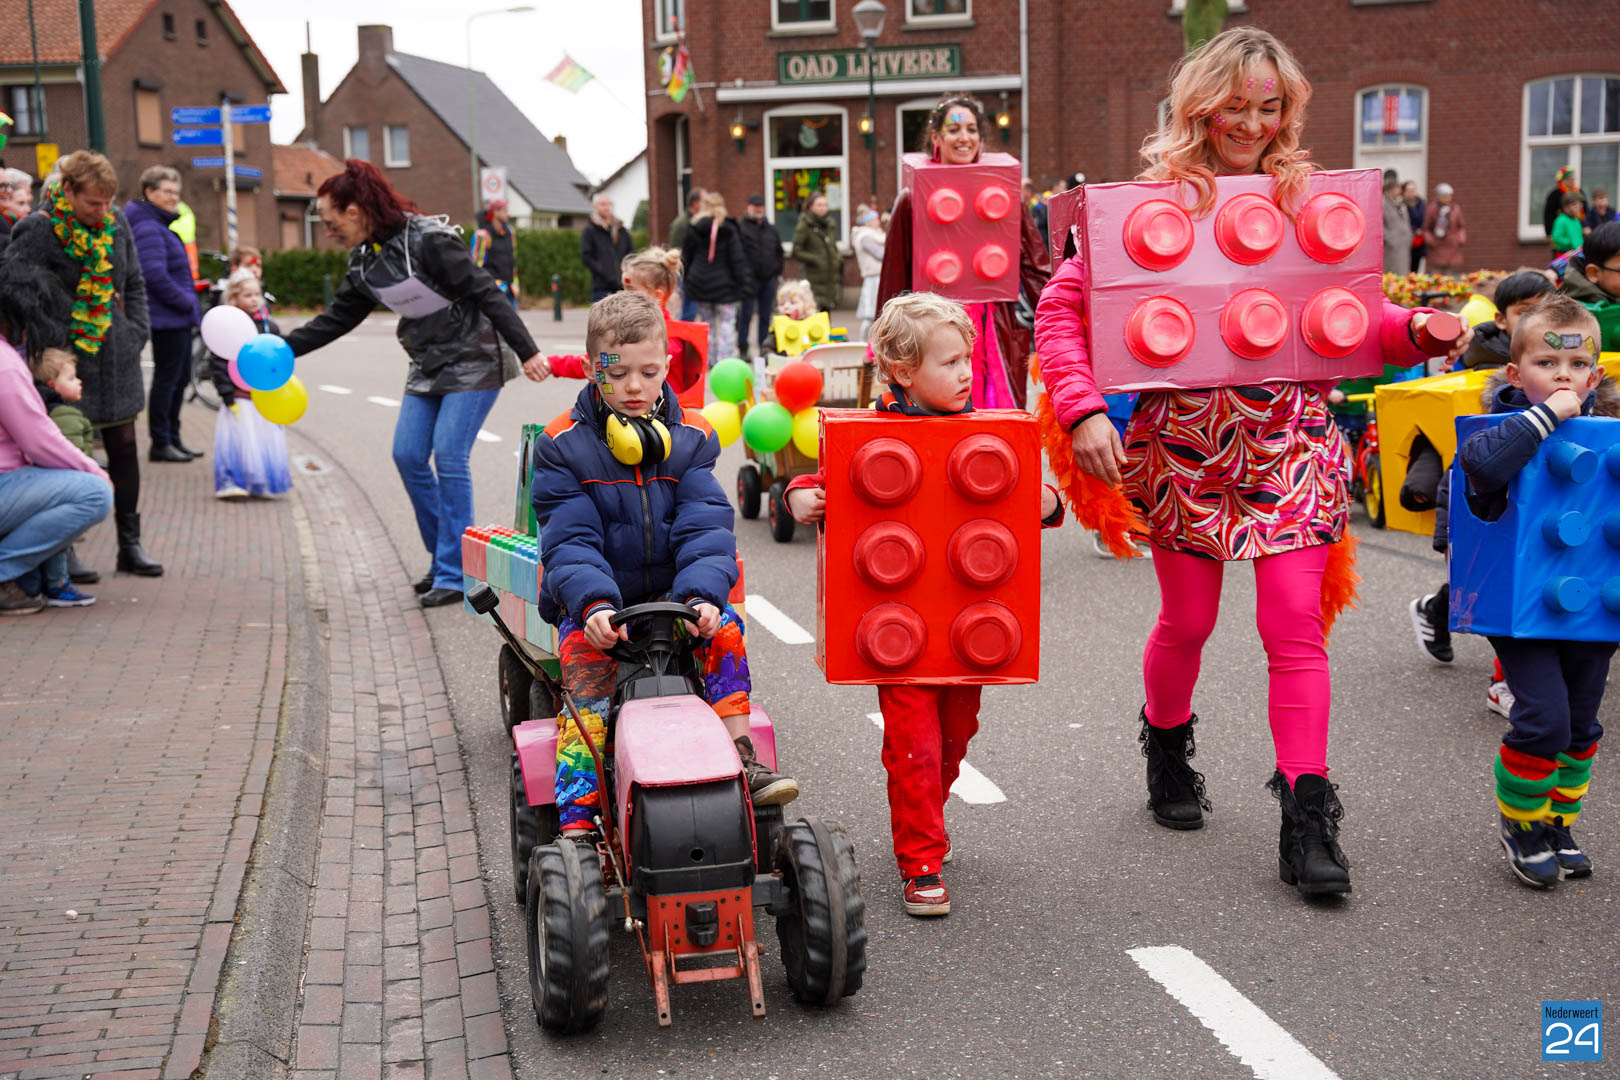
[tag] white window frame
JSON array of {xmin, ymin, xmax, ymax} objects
[
  {"xmin": 1351, "ymin": 83, "xmax": 1429, "ymax": 197},
  {"xmin": 343, "ymin": 125, "xmax": 370, "ymax": 162},
  {"xmin": 1520, "ymin": 74, "xmax": 1620, "ymax": 243},
  {"xmin": 763, "ymin": 102, "xmax": 850, "ymax": 256},
  {"xmin": 1167, "ymin": 0, "xmax": 1247, "ymax": 12},
  {"xmin": 905, "ymin": 0, "xmax": 972, "ymax": 27},
  {"xmin": 653, "ymin": 0, "xmax": 682, "ymax": 44},
  {"xmin": 893, "ymin": 95, "xmax": 938, "ymax": 193},
  {"xmin": 384, "ymin": 124, "xmax": 410, "ymax": 168},
  {"xmin": 772, "ymin": 0, "xmax": 836, "ymax": 32}
]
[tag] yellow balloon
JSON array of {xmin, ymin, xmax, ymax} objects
[
  {"xmin": 254, "ymin": 374, "xmax": 308, "ymax": 425},
  {"xmin": 791, "ymin": 406, "xmax": 820, "ymax": 459},
  {"xmin": 701, "ymin": 400, "xmax": 742, "ymax": 447}
]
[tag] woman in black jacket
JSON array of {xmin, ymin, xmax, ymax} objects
[
  {"xmin": 680, "ymin": 192, "xmax": 754, "ymax": 363},
  {"xmin": 284, "ymin": 160, "xmax": 549, "ymax": 607}
]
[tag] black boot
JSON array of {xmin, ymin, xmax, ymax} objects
[
  {"xmin": 1139, "ymin": 709, "xmax": 1211, "ymax": 830},
  {"xmin": 114, "ymin": 512, "xmax": 164, "ymax": 576},
  {"xmin": 1267, "ymin": 771, "xmax": 1352, "ymax": 897},
  {"xmin": 66, "ymin": 546, "xmax": 99, "ymax": 584}
]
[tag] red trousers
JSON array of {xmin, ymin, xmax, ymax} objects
[{"xmin": 877, "ymin": 684, "xmax": 983, "ymax": 878}]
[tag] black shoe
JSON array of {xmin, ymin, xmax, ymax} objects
[
  {"xmin": 66, "ymin": 546, "xmax": 99, "ymax": 584},
  {"xmin": 419, "ymin": 587, "xmax": 463, "ymax": 608},
  {"xmin": 413, "ymin": 571, "xmax": 434, "ymax": 595},
  {"xmin": 0, "ymin": 579, "xmax": 45, "ymax": 616},
  {"xmin": 174, "ymin": 439, "xmax": 203, "ymax": 459},
  {"xmin": 735, "ymin": 735, "xmax": 798, "ymax": 806},
  {"xmin": 1408, "ymin": 588, "xmax": 1453, "ymax": 664},
  {"xmin": 1140, "ymin": 709, "xmax": 1210, "ymax": 829},
  {"xmin": 1268, "ymin": 771, "xmax": 1352, "ymax": 897},
  {"xmin": 148, "ymin": 443, "xmax": 192, "ymax": 463},
  {"xmin": 114, "ymin": 512, "xmax": 164, "ymax": 576}
]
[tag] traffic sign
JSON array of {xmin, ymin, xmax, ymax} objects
[
  {"xmin": 172, "ymin": 105, "xmax": 271, "ymax": 126},
  {"xmin": 173, "ymin": 128, "xmax": 223, "ymax": 147},
  {"xmin": 172, "ymin": 106, "xmax": 220, "ymax": 126},
  {"xmin": 232, "ymin": 166, "xmax": 262, "ymax": 179},
  {"xmin": 190, "ymin": 157, "xmax": 260, "ymax": 179},
  {"xmin": 229, "ymin": 105, "xmax": 271, "ymax": 124}
]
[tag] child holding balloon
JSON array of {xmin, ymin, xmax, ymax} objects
[{"xmin": 208, "ymin": 271, "xmax": 291, "ymax": 498}]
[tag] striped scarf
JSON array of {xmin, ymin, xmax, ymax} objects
[{"xmin": 49, "ymin": 192, "xmax": 117, "ymax": 355}]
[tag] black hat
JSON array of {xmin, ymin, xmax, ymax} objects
[{"xmin": 746, "ymin": 193, "xmax": 766, "ymax": 206}]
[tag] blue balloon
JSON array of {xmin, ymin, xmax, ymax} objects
[{"xmin": 235, "ymin": 334, "xmax": 294, "ymax": 392}]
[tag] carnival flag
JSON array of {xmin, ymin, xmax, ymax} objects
[
  {"xmin": 667, "ymin": 42, "xmax": 693, "ymax": 103},
  {"xmin": 544, "ymin": 55, "xmax": 594, "ymax": 93}
]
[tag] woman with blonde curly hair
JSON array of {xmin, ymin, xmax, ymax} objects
[{"xmin": 1035, "ymin": 28, "xmax": 1472, "ymax": 899}]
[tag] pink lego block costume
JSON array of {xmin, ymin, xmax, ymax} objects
[{"xmin": 902, "ymin": 152, "xmax": 1023, "ymax": 304}]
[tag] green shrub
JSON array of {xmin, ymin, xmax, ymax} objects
[
  {"xmin": 263, "ymin": 248, "xmax": 351, "ymax": 309},
  {"xmin": 513, "ymin": 228, "xmax": 650, "ymax": 307}
]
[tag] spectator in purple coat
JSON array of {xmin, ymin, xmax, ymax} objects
[{"xmin": 125, "ymin": 166, "xmax": 201, "ymax": 463}]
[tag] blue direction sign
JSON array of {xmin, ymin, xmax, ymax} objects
[
  {"xmin": 230, "ymin": 104, "xmax": 271, "ymax": 124},
  {"xmin": 172, "ymin": 106, "xmax": 221, "ymax": 126},
  {"xmin": 190, "ymin": 157, "xmax": 261, "ymax": 179},
  {"xmin": 173, "ymin": 127, "xmax": 223, "ymax": 147},
  {"xmin": 231, "ymin": 166, "xmax": 263, "ymax": 179}
]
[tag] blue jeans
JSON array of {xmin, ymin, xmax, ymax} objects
[
  {"xmin": 738, "ymin": 276, "xmax": 777, "ymax": 354},
  {"xmin": 679, "ymin": 277, "xmax": 700, "ymax": 322},
  {"xmin": 392, "ymin": 389, "xmax": 500, "ymax": 590},
  {"xmin": 0, "ymin": 467, "xmax": 113, "ymax": 584}
]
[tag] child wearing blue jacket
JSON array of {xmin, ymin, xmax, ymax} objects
[
  {"xmin": 1445, "ymin": 294, "xmax": 1610, "ymax": 888},
  {"xmin": 529, "ymin": 291, "xmax": 797, "ymax": 837}
]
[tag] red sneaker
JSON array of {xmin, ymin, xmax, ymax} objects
[{"xmin": 902, "ymin": 874, "xmax": 950, "ymax": 917}]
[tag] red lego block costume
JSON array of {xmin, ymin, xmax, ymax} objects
[
  {"xmin": 902, "ymin": 152, "xmax": 1023, "ymax": 304},
  {"xmin": 1076, "ymin": 168, "xmax": 1385, "ymax": 393}
]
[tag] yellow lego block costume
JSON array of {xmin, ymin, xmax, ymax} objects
[
  {"xmin": 772, "ymin": 312, "xmax": 832, "ymax": 356},
  {"xmin": 1374, "ymin": 367, "xmax": 1492, "ymax": 536}
]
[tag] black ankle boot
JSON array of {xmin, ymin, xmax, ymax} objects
[
  {"xmin": 1267, "ymin": 771, "xmax": 1352, "ymax": 897},
  {"xmin": 1139, "ymin": 709, "xmax": 1211, "ymax": 830},
  {"xmin": 66, "ymin": 546, "xmax": 99, "ymax": 584},
  {"xmin": 114, "ymin": 512, "xmax": 164, "ymax": 576}
]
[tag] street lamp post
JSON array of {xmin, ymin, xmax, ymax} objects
[
  {"xmin": 466, "ymin": 6, "xmax": 534, "ymax": 221},
  {"xmin": 853, "ymin": 0, "xmax": 886, "ymax": 205}
]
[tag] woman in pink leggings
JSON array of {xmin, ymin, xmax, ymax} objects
[{"xmin": 1035, "ymin": 28, "xmax": 1471, "ymax": 898}]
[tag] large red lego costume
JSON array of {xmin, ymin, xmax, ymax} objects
[
  {"xmin": 878, "ymin": 152, "xmax": 1048, "ymax": 410},
  {"xmin": 789, "ymin": 392, "xmax": 1060, "ymax": 878}
]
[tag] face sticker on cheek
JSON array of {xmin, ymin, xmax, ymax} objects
[
  {"xmin": 1586, "ymin": 335, "xmax": 1600, "ymax": 359},
  {"xmin": 1207, "ymin": 113, "xmax": 1228, "ymax": 131},
  {"xmin": 596, "ymin": 353, "xmax": 618, "ymax": 393}
]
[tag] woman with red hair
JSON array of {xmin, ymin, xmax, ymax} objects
[{"xmin": 285, "ymin": 160, "xmax": 550, "ymax": 607}]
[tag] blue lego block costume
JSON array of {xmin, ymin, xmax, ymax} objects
[{"xmin": 1449, "ymin": 413, "xmax": 1620, "ymax": 641}]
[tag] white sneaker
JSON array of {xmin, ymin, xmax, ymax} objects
[
  {"xmin": 1487, "ymin": 680, "xmax": 1514, "ymax": 718},
  {"xmin": 1093, "ymin": 532, "xmax": 1153, "ymax": 559},
  {"xmin": 215, "ymin": 484, "xmax": 249, "ymax": 499}
]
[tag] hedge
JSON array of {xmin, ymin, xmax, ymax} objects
[{"xmin": 263, "ymin": 228, "xmax": 650, "ymax": 309}]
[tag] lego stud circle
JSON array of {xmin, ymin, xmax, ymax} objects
[
  {"xmin": 973, "ymin": 243, "xmax": 1011, "ymax": 281},
  {"xmin": 1214, "ymin": 194, "xmax": 1285, "ymax": 265},
  {"xmin": 1603, "ymin": 578, "xmax": 1620, "ymax": 614},
  {"xmin": 807, "ymin": 324, "xmax": 826, "ymax": 342},
  {"xmin": 926, "ymin": 186, "xmax": 966, "ymax": 224},
  {"xmin": 1122, "ymin": 200, "xmax": 1194, "ymax": 272},
  {"xmin": 855, "ymin": 602, "xmax": 928, "ymax": 670},
  {"xmin": 974, "ymin": 185, "xmax": 1014, "ymax": 222},
  {"xmin": 1220, "ymin": 288, "xmax": 1290, "ymax": 360},
  {"xmin": 852, "ymin": 522, "xmax": 927, "ymax": 591},
  {"xmin": 947, "ymin": 520, "xmax": 1019, "ymax": 589},
  {"xmin": 1295, "ymin": 192, "xmax": 1364, "ymax": 263},
  {"xmin": 949, "ymin": 601, "xmax": 1023, "ymax": 669},
  {"xmin": 1543, "ymin": 576, "xmax": 1591, "ymax": 614},
  {"xmin": 1124, "ymin": 296, "xmax": 1197, "ymax": 368},
  {"xmin": 1542, "ymin": 510, "xmax": 1591, "ymax": 549},
  {"xmin": 848, "ymin": 437, "xmax": 924, "ymax": 506},
  {"xmin": 1299, "ymin": 287, "xmax": 1369, "ymax": 358},
  {"xmin": 947, "ymin": 434, "xmax": 1020, "ymax": 502},
  {"xmin": 924, "ymin": 250, "xmax": 964, "ymax": 287},
  {"xmin": 1547, "ymin": 440, "xmax": 1597, "ymax": 484}
]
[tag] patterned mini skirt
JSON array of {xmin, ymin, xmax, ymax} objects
[{"xmin": 1120, "ymin": 383, "xmax": 1349, "ymax": 562}]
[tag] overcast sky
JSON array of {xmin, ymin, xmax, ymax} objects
[{"xmin": 236, "ymin": 0, "xmax": 648, "ymax": 184}]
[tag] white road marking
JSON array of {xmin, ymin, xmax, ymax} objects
[
  {"xmin": 318, "ymin": 384, "xmax": 353, "ymax": 395},
  {"xmin": 864, "ymin": 713, "xmax": 1007, "ymax": 805},
  {"xmin": 1127, "ymin": 946, "xmax": 1342, "ymax": 1080},
  {"xmin": 743, "ymin": 594, "xmax": 813, "ymax": 644},
  {"xmin": 367, "ymin": 395, "xmax": 401, "ymax": 408},
  {"xmin": 475, "ymin": 429, "xmax": 502, "ymax": 443}
]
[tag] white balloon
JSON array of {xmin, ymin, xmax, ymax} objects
[{"xmin": 200, "ymin": 304, "xmax": 257, "ymax": 361}]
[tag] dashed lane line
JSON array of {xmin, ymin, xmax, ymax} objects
[
  {"xmin": 743, "ymin": 594, "xmax": 813, "ymax": 644},
  {"xmin": 1127, "ymin": 946, "xmax": 1342, "ymax": 1080},
  {"xmin": 319, "ymin": 384, "xmax": 353, "ymax": 395},
  {"xmin": 864, "ymin": 713, "xmax": 1007, "ymax": 805},
  {"xmin": 367, "ymin": 395, "xmax": 401, "ymax": 408},
  {"xmin": 475, "ymin": 430, "xmax": 503, "ymax": 443}
]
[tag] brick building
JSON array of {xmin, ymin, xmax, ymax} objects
[
  {"xmin": 297, "ymin": 25, "xmax": 591, "ymax": 229},
  {"xmin": 0, "ymin": 0, "xmax": 284, "ymax": 253},
  {"xmin": 644, "ymin": 0, "xmax": 1620, "ymax": 274},
  {"xmin": 271, "ymin": 142, "xmax": 344, "ymax": 249}
]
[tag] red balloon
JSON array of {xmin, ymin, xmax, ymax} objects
[{"xmin": 772, "ymin": 360, "xmax": 824, "ymax": 414}]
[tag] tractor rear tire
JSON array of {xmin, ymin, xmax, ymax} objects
[
  {"xmin": 774, "ymin": 817, "xmax": 867, "ymax": 1005},
  {"xmin": 525, "ymin": 840, "xmax": 610, "ymax": 1033}
]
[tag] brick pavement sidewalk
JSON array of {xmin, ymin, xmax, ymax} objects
[{"xmin": 0, "ymin": 402, "xmax": 513, "ymax": 1080}]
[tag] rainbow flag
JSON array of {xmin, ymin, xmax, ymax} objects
[
  {"xmin": 545, "ymin": 55, "xmax": 594, "ymax": 93},
  {"xmin": 667, "ymin": 43, "xmax": 692, "ymax": 103}
]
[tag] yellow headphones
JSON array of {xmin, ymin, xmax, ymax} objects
[{"xmin": 602, "ymin": 407, "xmax": 672, "ymax": 466}]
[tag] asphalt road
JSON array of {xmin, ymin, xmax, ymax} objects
[{"xmin": 277, "ymin": 311, "xmax": 1619, "ymax": 1080}]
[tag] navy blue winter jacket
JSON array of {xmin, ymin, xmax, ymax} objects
[
  {"xmin": 531, "ymin": 383, "xmax": 737, "ymax": 626},
  {"xmin": 122, "ymin": 199, "xmax": 198, "ymax": 331}
]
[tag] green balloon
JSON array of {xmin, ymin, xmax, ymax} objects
[
  {"xmin": 709, "ymin": 358, "xmax": 754, "ymax": 403},
  {"xmin": 741, "ymin": 401, "xmax": 794, "ymax": 454}
]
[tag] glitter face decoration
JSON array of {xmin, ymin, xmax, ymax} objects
[
  {"xmin": 1207, "ymin": 113, "xmax": 1228, "ymax": 131},
  {"xmin": 946, "ymin": 107, "xmax": 974, "ymax": 128},
  {"xmin": 1261, "ymin": 77, "xmax": 1276, "ymax": 94}
]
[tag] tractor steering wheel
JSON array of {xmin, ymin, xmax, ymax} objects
[{"xmin": 605, "ymin": 602, "xmax": 703, "ymax": 670}]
